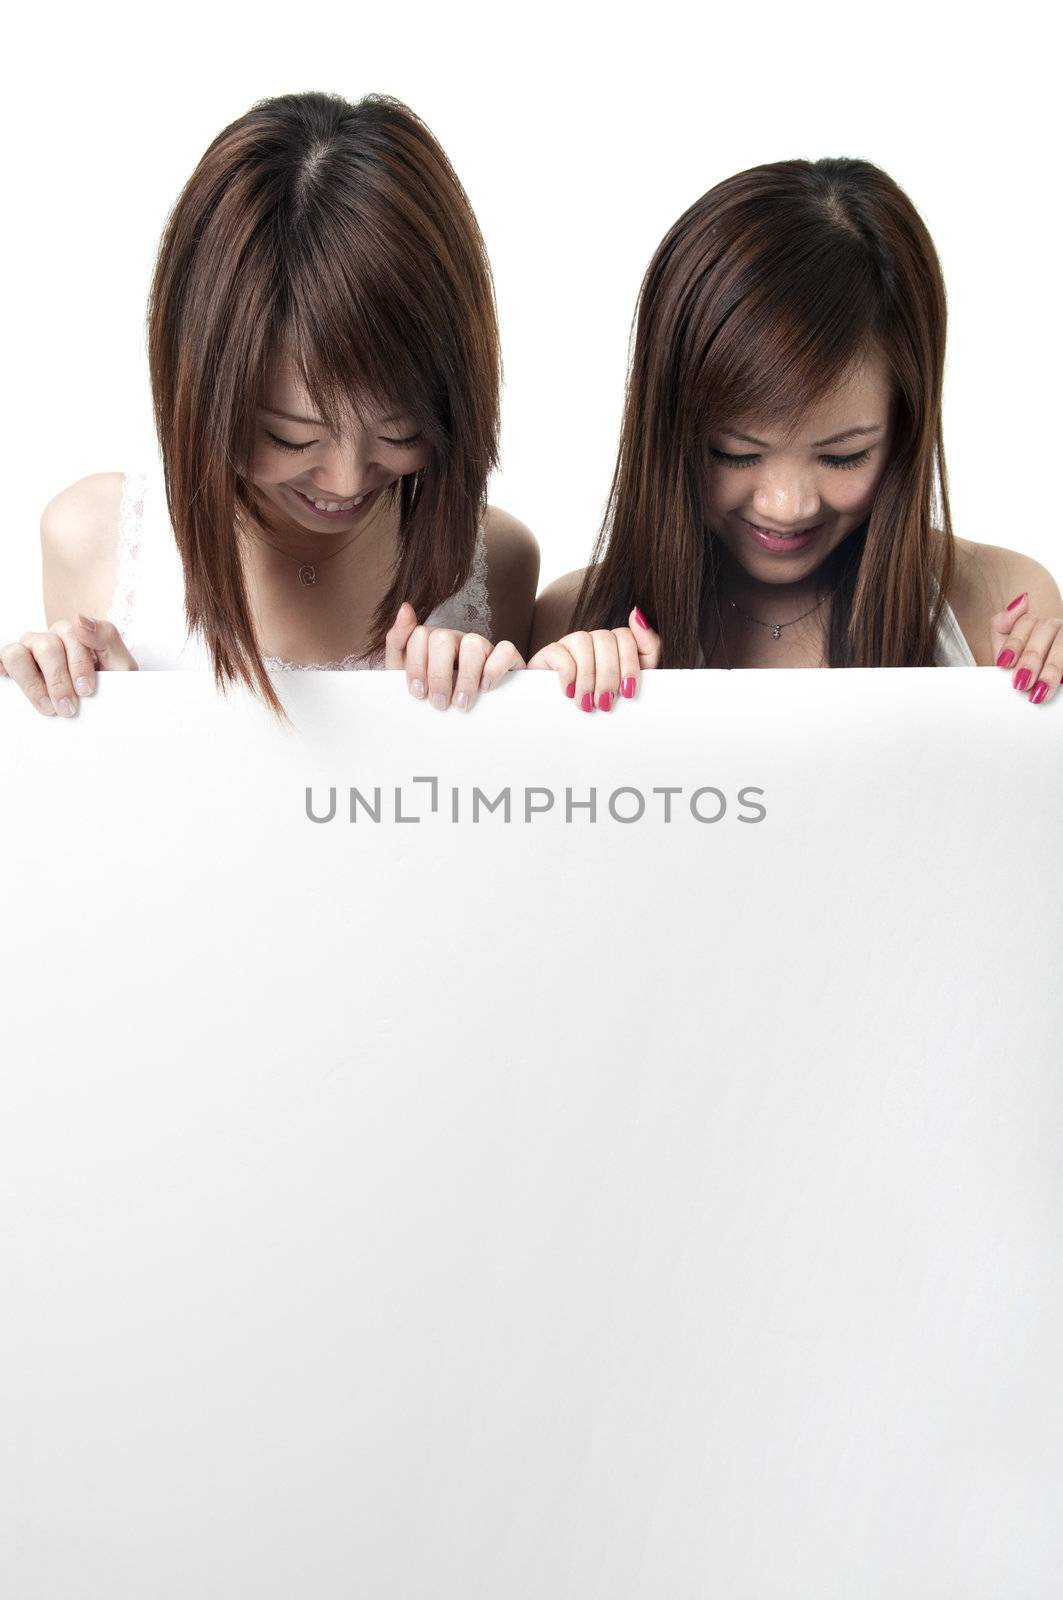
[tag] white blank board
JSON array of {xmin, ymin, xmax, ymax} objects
[{"xmin": 1, "ymin": 668, "xmax": 1061, "ymax": 1598}]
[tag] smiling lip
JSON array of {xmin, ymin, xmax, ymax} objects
[
  {"xmin": 290, "ymin": 486, "xmax": 378, "ymax": 521},
  {"xmin": 744, "ymin": 518, "xmax": 822, "ymax": 554}
]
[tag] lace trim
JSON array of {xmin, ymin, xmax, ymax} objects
[
  {"xmin": 261, "ymin": 651, "xmax": 376, "ymax": 672},
  {"xmin": 456, "ymin": 517, "xmax": 491, "ymax": 635},
  {"xmin": 110, "ymin": 471, "xmax": 148, "ymax": 641}
]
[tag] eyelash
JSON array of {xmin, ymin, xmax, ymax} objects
[
  {"xmin": 710, "ymin": 447, "xmax": 872, "ymax": 471},
  {"xmin": 265, "ymin": 429, "xmax": 424, "ymax": 454}
]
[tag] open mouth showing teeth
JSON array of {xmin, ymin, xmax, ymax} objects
[
  {"xmin": 296, "ymin": 489, "xmax": 373, "ymax": 513},
  {"xmin": 749, "ymin": 521, "xmax": 819, "ymax": 538}
]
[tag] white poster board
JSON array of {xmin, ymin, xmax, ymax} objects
[{"xmin": 2, "ymin": 669, "xmax": 1061, "ymax": 1597}]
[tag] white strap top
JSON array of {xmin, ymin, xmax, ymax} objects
[{"xmin": 106, "ymin": 463, "xmax": 492, "ymax": 671}]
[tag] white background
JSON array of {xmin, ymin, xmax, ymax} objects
[
  {"xmin": 1, "ymin": 0, "xmax": 1059, "ymax": 639},
  {"xmin": 2, "ymin": 671, "xmax": 1062, "ymax": 1594}
]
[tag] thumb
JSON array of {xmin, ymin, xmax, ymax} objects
[
  {"xmin": 989, "ymin": 590, "xmax": 1028, "ymax": 661},
  {"xmin": 75, "ymin": 615, "xmax": 138, "ymax": 671},
  {"xmin": 384, "ymin": 600, "xmax": 419, "ymax": 668},
  {"xmin": 630, "ymin": 605, "xmax": 662, "ymax": 668}
]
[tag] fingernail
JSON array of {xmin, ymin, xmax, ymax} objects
[
  {"xmin": 75, "ymin": 676, "xmax": 94, "ymax": 696},
  {"xmin": 1006, "ymin": 592, "xmax": 1027, "ymax": 611},
  {"xmin": 430, "ymin": 691, "xmax": 448, "ymax": 711},
  {"xmin": 454, "ymin": 690, "xmax": 469, "ymax": 711},
  {"xmin": 479, "ymin": 677, "xmax": 491, "ymax": 694},
  {"xmin": 565, "ymin": 679, "xmax": 576, "ymax": 698},
  {"xmin": 580, "ymin": 692, "xmax": 594, "ymax": 712},
  {"xmin": 58, "ymin": 697, "xmax": 76, "ymax": 717},
  {"xmin": 1013, "ymin": 668, "xmax": 1032, "ymax": 692},
  {"xmin": 996, "ymin": 649, "xmax": 1015, "ymax": 668},
  {"xmin": 598, "ymin": 691, "xmax": 613, "ymax": 711},
  {"xmin": 409, "ymin": 678, "xmax": 426, "ymax": 698},
  {"xmin": 634, "ymin": 606, "xmax": 649, "ymax": 629},
  {"xmin": 1030, "ymin": 680, "xmax": 1049, "ymax": 705},
  {"xmin": 76, "ymin": 612, "xmax": 98, "ymax": 631},
  {"xmin": 621, "ymin": 676, "xmax": 636, "ymax": 698},
  {"xmin": 37, "ymin": 696, "xmax": 56, "ymax": 716}
]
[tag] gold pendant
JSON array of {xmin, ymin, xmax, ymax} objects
[{"xmin": 299, "ymin": 564, "xmax": 317, "ymax": 587}]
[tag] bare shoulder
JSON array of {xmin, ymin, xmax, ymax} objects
[
  {"xmin": 528, "ymin": 566, "xmax": 591, "ymax": 655},
  {"xmin": 41, "ymin": 472, "xmax": 126, "ymax": 626},
  {"xmin": 947, "ymin": 534, "xmax": 1063, "ymax": 664},
  {"xmin": 481, "ymin": 504, "xmax": 541, "ymax": 655}
]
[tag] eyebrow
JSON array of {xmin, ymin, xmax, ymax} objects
[
  {"xmin": 724, "ymin": 423, "xmax": 885, "ymax": 449},
  {"xmin": 260, "ymin": 407, "xmax": 405, "ymax": 427}
]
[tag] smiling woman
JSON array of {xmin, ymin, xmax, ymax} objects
[
  {"xmin": 529, "ymin": 156, "xmax": 1063, "ymax": 707},
  {"xmin": 1, "ymin": 91, "xmax": 539, "ymax": 723}
]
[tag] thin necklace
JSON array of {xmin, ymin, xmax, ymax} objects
[
  {"xmin": 726, "ymin": 586, "xmax": 837, "ymax": 641},
  {"xmin": 236, "ymin": 507, "xmax": 368, "ymax": 588}
]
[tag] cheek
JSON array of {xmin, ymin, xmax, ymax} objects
[
  {"xmin": 828, "ymin": 465, "xmax": 884, "ymax": 514},
  {"xmin": 704, "ymin": 468, "xmax": 745, "ymax": 511},
  {"xmin": 247, "ymin": 445, "xmax": 296, "ymax": 485}
]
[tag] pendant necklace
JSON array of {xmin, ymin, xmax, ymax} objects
[{"xmin": 236, "ymin": 507, "xmax": 368, "ymax": 587}]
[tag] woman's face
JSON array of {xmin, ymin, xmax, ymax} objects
[
  {"xmin": 703, "ymin": 351, "xmax": 895, "ymax": 587},
  {"xmin": 248, "ymin": 358, "xmax": 431, "ymax": 537}
]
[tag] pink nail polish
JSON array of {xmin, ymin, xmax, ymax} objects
[
  {"xmin": 634, "ymin": 606, "xmax": 649, "ymax": 630},
  {"xmin": 621, "ymin": 676, "xmax": 636, "ymax": 698},
  {"xmin": 565, "ymin": 679, "xmax": 576, "ymax": 698},
  {"xmin": 1030, "ymin": 680, "xmax": 1049, "ymax": 705},
  {"xmin": 1013, "ymin": 667, "xmax": 1032, "ymax": 692},
  {"xmin": 996, "ymin": 649, "xmax": 1015, "ymax": 668},
  {"xmin": 598, "ymin": 691, "xmax": 613, "ymax": 711},
  {"xmin": 1006, "ymin": 592, "xmax": 1027, "ymax": 611},
  {"xmin": 580, "ymin": 692, "xmax": 594, "ymax": 712}
]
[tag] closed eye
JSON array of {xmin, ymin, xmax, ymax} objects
[
  {"xmin": 710, "ymin": 447, "xmax": 873, "ymax": 471},
  {"xmin": 266, "ymin": 430, "xmax": 315, "ymax": 453},
  {"xmin": 265, "ymin": 429, "xmax": 423, "ymax": 452}
]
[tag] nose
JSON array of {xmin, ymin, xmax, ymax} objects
[
  {"xmin": 750, "ymin": 466, "xmax": 821, "ymax": 528},
  {"xmin": 304, "ymin": 437, "xmax": 376, "ymax": 500}
]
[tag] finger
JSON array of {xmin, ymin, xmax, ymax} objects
[
  {"xmin": 630, "ymin": 606, "xmax": 663, "ymax": 669},
  {"xmin": 989, "ymin": 591, "xmax": 1029, "ymax": 663},
  {"xmin": 0, "ymin": 640, "xmax": 58, "ymax": 716},
  {"xmin": 527, "ymin": 642, "xmax": 577, "ymax": 697},
  {"xmin": 479, "ymin": 639, "xmax": 526, "ymax": 696},
  {"xmin": 1027, "ymin": 628, "xmax": 1063, "ymax": 705},
  {"xmin": 426, "ymin": 628, "xmax": 461, "ymax": 710},
  {"xmin": 590, "ymin": 629, "xmax": 622, "ymax": 712},
  {"xmin": 75, "ymin": 616, "xmax": 138, "ymax": 672},
  {"xmin": 1009, "ymin": 617, "xmax": 1061, "ymax": 695},
  {"xmin": 53, "ymin": 618, "xmax": 100, "ymax": 699},
  {"xmin": 451, "ymin": 632, "xmax": 492, "ymax": 711},
  {"xmin": 384, "ymin": 602, "xmax": 419, "ymax": 670},
  {"xmin": 559, "ymin": 632, "xmax": 597, "ymax": 711},
  {"xmin": 404, "ymin": 624, "xmax": 429, "ymax": 700},
  {"xmin": 993, "ymin": 612, "xmax": 1036, "ymax": 671},
  {"xmin": 18, "ymin": 629, "xmax": 79, "ymax": 717},
  {"xmin": 614, "ymin": 628, "xmax": 641, "ymax": 701}
]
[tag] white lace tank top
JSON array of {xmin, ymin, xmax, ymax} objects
[{"xmin": 106, "ymin": 464, "xmax": 492, "ymax": 670}]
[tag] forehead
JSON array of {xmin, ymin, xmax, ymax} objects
[
  {"xmin": 726, "ymin": 350, "xmax": 893, "ymax": 444},
  {"xmin": 260, "ymin": 354, "xmax": 322, "ymax": 416}
]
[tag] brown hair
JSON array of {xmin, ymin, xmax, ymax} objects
[
  {"xmin": 147, "ymin": 91, "xmax": 501, "ymax": 718},
  {"xmin": 572, "ymin": 157, "xmax": 954, "ymax": 667}
]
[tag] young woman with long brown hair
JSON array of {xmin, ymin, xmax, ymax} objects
[
  {"xmin": 1, "ymin": 92, "xmax": 538, "ymax": 723},
  {"xmin": 528, "ymin": 157, "xmax": 1062, "ymax": 709}
]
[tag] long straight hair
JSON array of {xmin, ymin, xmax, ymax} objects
[
  {"xmin": 572, "ymin": 158, "xmax": 954, "ymax": 667},
  {"xmin": 148, "ymin": 91, "xmax": 501, "ymax": 718}
]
